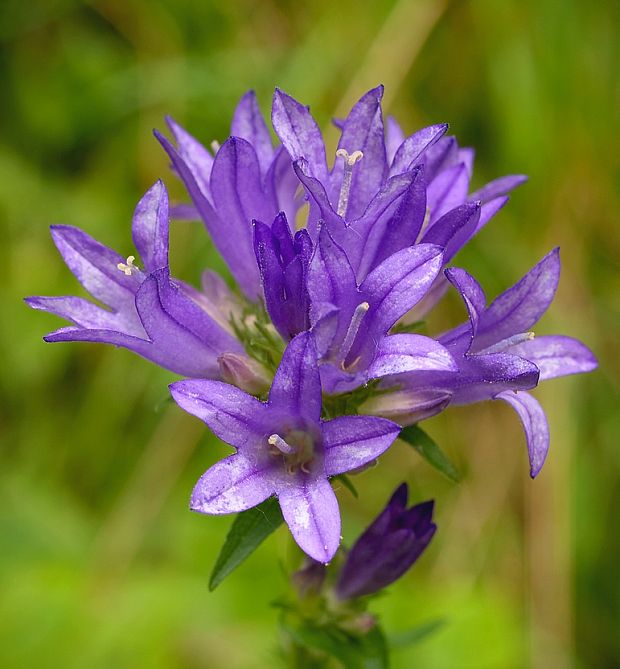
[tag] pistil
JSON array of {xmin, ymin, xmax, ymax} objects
[
  {"xmin": 336, "ymin": 149, "xmax": 364, "ymax": 217},
  {"xmin": 338, "ymin": 301, "xmax": 370, "ymax": 369},
  {"xmin": 268, "ymin": 433, "xmax": 295, "ymax": 455}
]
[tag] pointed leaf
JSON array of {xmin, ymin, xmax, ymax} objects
[
  {"xmin": 399, "ymin": 425, "xmax": 461, "ymax": 482},
  {"xmin": 209, "ymin": 497, "xmax": 283, "ymax": 590}
]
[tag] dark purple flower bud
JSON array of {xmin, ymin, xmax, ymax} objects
[
  {"xmin": 253, "ymin": 212, "xmax": 312, "ymax": 340},
  {"xmin": 335, "ymin": 484, "xmax": 436, "ymax": 600}
]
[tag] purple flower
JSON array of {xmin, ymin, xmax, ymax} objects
[
  {"xmin": 169, "ymin": 332, "xmax": 401, "ymax": 563},
  {"xmin": 335, "ymin": 483, "xmax": 436, "ymax": 600},
  {"xmin": 365, "ymin": 249, "xmax": 597, "ymax": 477},
  {"xmin": 26, "ymin": 181, "xmax": 245, "ymax": 378},
  {"xmin": 155, "ymin": 91, "xmax": 300, "ymax": 301},
  {"xmin": 307, "ymin": 226, "xmax": 457, "ymax": 394},
  {"xmin": 253, "ymin": 212, "xmax": 312, "ymax": 341},
  {"xmin": 272, "ymin": 86, "xmax": 526, "ymax": 294},
  {"xmin": 159, "ymin": 86, "xmax": 525, "ymax": 315}
]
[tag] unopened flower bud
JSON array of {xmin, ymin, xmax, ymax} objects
[
  {"xmin": 218, "ymin": 353, "xmax": 271, "ymax": 395},
  {"xmin": 335, "ymin": 484, "xmax": 436, "ymax": 600},
  {"xmin": 359, "ymin": 389, "xmax": 451, "ymax": 426}
]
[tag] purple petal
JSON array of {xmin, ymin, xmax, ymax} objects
[
  {"xmin": 385, "ymin": 115, "xmax": 405, "ymax": 163},
  {"xmin": 50, "ymin": 225, "xmax": 140, "ymax": 311},
  {"xmin": 269, "ymin": 332, "xmax": 322, "ymax": 423},
  {"xmin": 400, "ymin": 273, "xmax": 450, "ymax": 322},
  {"xmin": 272, "ymin": 88, "xmax": 328, "ymax": 182},
  {"xmin": 170, "ymin": 203, "xmax": 199, "ymax": 220},
  {"xmin": 209, "ymin": 137, "xmax": 274, "ymax": 298},
  {"xmin": 422, "ymin": 136, "xmax": 459, "ymax": 180},
  {"xmin": 25, "ymin": 295, "xmax": 144, "ymax": 337},
  {"xmin": 165, "ymin": 116, "xmax": 214, "ymax": 193},
  {"xmin": 293, "ymin": 160, "xmax": 342, "ymax": 235},
  {"xmin": 277, "ymin": 476, "xmax": 340, "ymax": 563},
  {"xmin": 135, "ymin": 270, "xmax": 242, "ymax": 376},
  {"xmin": 368, "ymin": 334, "xmax": 457, "ymax": 378},
  {"xmin": 470, "ymin": 174, "xmax": 527, "ymax": 203},
  {"xmin": 190, "ymin": 455, "xmax": 275, "ymax": 514},
  {"xmin": 390, "ymin": 124, "xmax": 449, "ymax": 176},
  {"xmin": 495, "ymin": 390, "xmax": 549, "ymax": 478},
  {"xmin": 427, "ymin": 162, "xmax": 470, "ymax": 222},
  {"xmin": 156, "ymin": 130, "xmax": 265, "ymax": 300},
  {"xmin": 332, "ymin": 86, "xmax": 387, "ymax": 220},
  {"xmin": 131, "ymin": 180, "xmax": 169, "ymax": 273},
  {"xmin": 41, "ymin": 325, "xmax": 156, "ymax": 359},
  {"xmin": 474, "ymin": 248, "xmax": 560, "ymax": 351},
  {"xmin": 475, "ymin": 195, "xmax": 509, "ymax": 236},
  {"xmin": 322, "ymin": 415, "xmax": 400, "ymax": 476},
  {"xmin": 310, "ymin": 302, "xmax": 340, "ymax": 357},
  {"xmin": 358, "ymin": 166, "xmax": 427, "ymax": 276},
  {"xmin": 307, "ymin": 227, "xmax": 358, "ymax": 345},
  {"xmin": 447, "ymin": 353, "xmax": 540, "ymax": 405},
  {"xmin": 264, "ymin": 147, "xmax": 301, "ymax": 225},
  {"xmin": 421, "ymin": 201, "xmax": 481, "ymax": 262},
  {"xmin": 230, "ymin": 90, "xmax": 274, "ymax": 174},
  {"xmin": 458, "ymin": 147, "xmax": 475, "ymax": 176},
  {"xmin": 507, "ymin": 335, "xmax": 597, "ymax": 380},
  {"xmin": 170, "ymin": 379, "xmax": 270, "ymax": 450},
  {"xmin": 442, "ymin": 267, "xmax": 486, "ymax": 349},
  {"xmin": 360, "ymin": 244, "xmax": 444, "ymax": 332}
]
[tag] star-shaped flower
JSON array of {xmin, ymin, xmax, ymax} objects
[
  {"xmin": 170, "ymin": 332, "xmax": 401, "ymax": 562},
  {"xmin": 365, "ymin": 249, "xmax": 597, "ymax": 476}
]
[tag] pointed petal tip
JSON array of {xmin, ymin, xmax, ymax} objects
[{"xmin": 390, "ymin": 482, "xmax": 409, "ymax": 507}]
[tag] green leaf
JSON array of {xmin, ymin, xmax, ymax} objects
[
  {"xmin": 209, "ymin": 497, "xmax": 283, "ymax": 591},
  {"xmin": 388, "ymin": 618, "xmax": 445, "ymax": 649},
  {"xmin": 399, "ymin": 425, "xmax": 461, "ymax": 482}
]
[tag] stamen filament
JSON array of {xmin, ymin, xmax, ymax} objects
[
  {"xmin": 478, "ymin": 332, "xmax": 535, "ymax": 355},
  {"xmin": 336, "ymin": 149, "xmax": 364, "ymax": 217},
  {"xmin": 268, "ymin": 433, "xmax": 295, "ymax": 455},
  {"xmin": 338, "ymin": 302, "xmax": 370, "ymax": 368}
]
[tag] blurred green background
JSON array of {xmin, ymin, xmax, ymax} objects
[{"xmin": 1, "ymin": 0, "xmax": 618, "ymax": 667}]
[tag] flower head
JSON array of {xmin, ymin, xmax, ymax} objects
[
  {"xmin": 335, "ymin": 483, "xmax": 436, "ymax": 600},
  {"xmin": 170, "ymin": 332, "xmax": 401, "ymax": 563}
]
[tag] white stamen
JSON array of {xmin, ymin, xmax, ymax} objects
[
  {"xmin": 336, "ymin": 148, "xmax": 364, "ymax": 217},
  {"xmin": 268, "ymin": 434, "xmax": 295, "ymax": 455},
  {"xmin": 338, "ymin": 302, "xmax": 370, "ymax": 368},
  {"xmin": 211, "ymin": 140, "xmax": 221, "ymax": 153},
  {"xmin": 478, "ymin": 331, "xmax": 535, "ymax": 355},
  {"xmin": 117, "ymin": 255, "xmax": 138, "ymax": 276}
]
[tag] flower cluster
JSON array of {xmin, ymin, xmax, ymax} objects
[{"xmin": 27, "ymin": 86, "xmax": 596, "ymax": 565}]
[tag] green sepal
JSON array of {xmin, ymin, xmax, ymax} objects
[{"xmin": 281, "ymin": 619, "xmax": 389, "ymax": 669}]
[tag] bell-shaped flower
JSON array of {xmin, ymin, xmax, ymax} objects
[
  {"xmin": 335, "ymin": 483, "xmax": 436, "ymax": 600},
  {"xmin": 272, "ymin": 86, "xmax": 526, "ymax": 294},
  {"xmin": 307, "ymin": 226, "xmax": 458, "ymax": 394},
  {"xmin": 365, "ymin": 249, "xmax": 597, "ymax": 477},
  {"xmin": 26, "ymin": 181, "xmax": 246, "ymax": 378},
  {"xmin": 169, "ymin": 332, "xmax": 402, "ymax": 563},
  {"xmin": 155, "ymin": 91, "xmax": 300, "ymax": 300}
]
